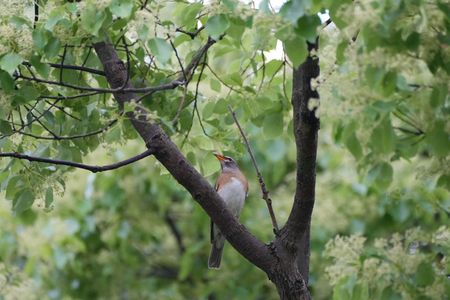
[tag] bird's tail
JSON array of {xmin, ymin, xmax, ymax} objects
[{"xmin": 208, "ymin": 240, "xmax": 224, "ymax": 269}]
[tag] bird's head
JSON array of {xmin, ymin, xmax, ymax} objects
[{"xmin": 213, "ymin": 152, "xmax": 239, "ymax": 171}]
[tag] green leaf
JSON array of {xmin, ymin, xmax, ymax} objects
[
  {"xmin": 390, "ymin": 201, "xmax": 410, "ymax": 222},
  {"xmin": 382, "ymin": 71, "xmax": 397, "ymax": 96},
  {"xmin": 0, "ymin": 120, "xmax": 12, "ymax": 134},
  {"xmin": 332, "ymin": 276, "xmax": 356, "ymax": 300},
  {"xmin": 148, "ymin": 38, "xmax": 172, "ymax": 64},
  {"xmin": 336, "ymin": 40, "xmax": 348, "ymax": 64},
  {"xmin": 329, "ymin": 1, "xmax": 351, "ymax": 29},
  {"xmin": 13, "ymin": 189, "xmax": 34, "ymax": 214},
  {"xmin": 30, "ymin": 55, "xmax": 50, "ymax": 78},
  {"xmin": 0, "ymin": 70, "xmax": 15, "ymax": 92},
  {"xmin": 110, "ymin": 0, "xmax": 134, "ymax": 18},
  {"xmin": 222, "ymin": 0, "xmax": 238, "ymax": 10},
  {"xmin": 209, "ymin": 78, "xmax": 221, "ymax": 92},
  {"xmin": 45, "ymin": 7, "xmax": 66, "ymax": 30},
  {"xmin": 279, "ymin": 0, "xmax": 311, "ymax": 24},
  {"xmin": 263, "ymin": 113, "xmax": 283, "ymax": 138},
  {"xmin": 437, "ymin": 174, "xmax": 450, "ymax": 190},
  {"xmin": 81, "ymin": 4, "xmax": 107, "ymax": 36},
  {"xmin": 0, "ymin": 53, "xmax": 23, "ymax": 75},
  {"xmin": 367, "ymin": 162, "xmax": 393, "ymax": 190},
  {"xmin": 45, "ymin": 188, "xmax": 54, "ymax": 209},
  {"xmin": 10, "ymin": 16, "xmax": 31, "ymax": 27},
  {"xmin": 283, "ymin": 36, "xmax": 307, "ymax": 68},
  {"xmin": 205, "ymin": 14, "xmax": 230, "ymax": 39},
  {"xmin": 370, "ymin": 116, "xmax": 395, "ymax": 155},
  {"xmin": 5, "ymin": 176, "xmax": 24, "ymax": 200},
  {"xmin": 13, "ymin": 84, "xmax": 40, "ymax": 105},
  {"xmin": 405, "ymin": 32, "xmax": 420, "ymax": 50},
  {"xmin": 44, "ymin": 36, "xmax": 61, "ymax": 59},
  {"xmin": 213, "ymin": 99, "xmax": 228, "ymax": 114},
  {"xmin": 19, "ymin": 85, "xmax": 40, "ymax": 102},
  {"xmin": 351, "ymin": 282, "xmax": 369, "ymax": 300},
  {"xmin": 202, "ymin": 101, "xmax": 215, "ymax": 120},
  {"xmin": 32, "ymin": 29, "xmax": 49, "ymax": 51},
  {"xmin": 227, "ymin": 17, "xmax": 245, "ymax": 41},
  {"xmin": 175, "ymin": 3, "xmax": 203, "ymax": 28},
  {"xmin": 258, "ymin": 0, "xmax": 271, "ymax": 14},
  {"xmin": 344, "ymin": 132, "xmax": 363, "ymax": 160},
  {"xmin": 416, "ymin": 262, "xmax": 435, "ymax": 286},
  {"xmin": 425, "ymin": 120, "xmax": 450, "ymax": 157},
  {"xmin": 430, "ymin": 84, "xmax": 447, "ymax": 108},
  {"xmin": 295, "ymin": 15, "xmax": 321, "ymax": 42}
]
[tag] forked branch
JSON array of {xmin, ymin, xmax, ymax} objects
[{"xmin": 0, "ymin": 149, "xmax": 154, "ymax": 173}]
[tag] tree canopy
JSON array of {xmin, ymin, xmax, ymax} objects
[{"xmin": 0, "ymin": 0, "xmax": 449, "ymax": 299}]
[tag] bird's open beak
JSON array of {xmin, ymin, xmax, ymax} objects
[{"xmin": 213, "ymin": 152, "xmax": 226, "ymax": 161}]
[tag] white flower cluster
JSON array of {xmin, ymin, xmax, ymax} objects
[
  {"xmin": 324, "ymin": 234, "xmax": 366, "ymax": 285},
  {"xmin": 0, "ymin": 24, "xmax": 33, "ymax": 59},
  {"xmin": 0, "ymin": 91, "xmax": 13, "ymax": 120},
  {"xmin": 92, "ymin": 0, "xmax": 112, "ymax": 10},
  {"xmin": 325, "ymin": 228, "xmax": 448, "ymax": 300},
  {"xmin": 0, "ymin": 263, "xmax": 40, "ymax": 300},
  {"xmin": 0, "ymin": 0, "xmax": 31, "ymax": 19}
]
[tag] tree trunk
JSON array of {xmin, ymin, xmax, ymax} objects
[{"xmin": 268, "ymin": 241, "xmax": 312, "ymax": 300}]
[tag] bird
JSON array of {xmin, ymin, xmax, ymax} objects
[{"xmin": 208, "ymin": 152, "xmax": 248, "ymax": 269}]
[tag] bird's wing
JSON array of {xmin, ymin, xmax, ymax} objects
[
  {"xmin": 210, "ymin": 219, "xmax": 215, "ymax": 243},
  {"xmin": 211, "ymin": 174, "xmax": 223, "ymax": 243}
]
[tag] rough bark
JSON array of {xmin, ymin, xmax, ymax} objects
[
  {"xmin": 268, "ymin": 240, "xmax": 312, "ymax": 300},
  {"xmin": 280, "ymin": 41, "xmax": 320, "ymax": 284}
]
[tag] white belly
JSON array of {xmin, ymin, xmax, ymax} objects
[{"xmin": 218, "ymin": 177, "xmax": 246, "ymax": 217}]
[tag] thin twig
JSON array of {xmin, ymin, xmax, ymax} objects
[
  {"xmin": 0, "ymin": 149, "xmax": 154, "ymax": 173},
  {"xmin": 257, "ymin": 51, "xmax": 266, "ymax": 93},
  {"xmin": 44, "ymin": 100, "xmax": 81, "ymax": 121},
  {"xmin": 181, "ymin": 54, "xmax": 209, "ymax": 146},
  {"xmin": 193, "ymin": 58, "xmax": 211, "ymax": 138},
  {"xmin": 227, "ymin": 106, "xmax": 279, "ymax": 233},
  {"xmin": 169, "ymin": 36, "xmax": 187, "ymax": 83},
  {"xmin": 22, "ymin": 61, "xmax": 105, "ymax": 76},
  {"xmin": 205, "ymin": 64, "xmax": 243, "ymax": 94},
  {"xmin": 171, "ymin": 85, "xmax": 188, "ymax": 126},
  {"xmin": 59, "ymin": 45, "xmax": 68, "ymax": 83},
  {"xmin": 25, "ymin": 105, "xmax": 59, "ymax": 139},
  {"xmin": 17, "ymin": 118, "xmax": 118, "ymax": 140},
  {"xmin": 175, "ymin": 26, "xmax": 205, "ymax": 39}
]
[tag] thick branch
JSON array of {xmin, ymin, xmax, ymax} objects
[
  {"xmin": 281, "ymin": 41, "xmax": 320, "ymax": 283},
  {"xmin": 0, "ymin": 149, "xmax": 153, "ymax": 173},
  {"xmin": 93, "ymin": 40, "xmax": 275, "ymax": 272}
]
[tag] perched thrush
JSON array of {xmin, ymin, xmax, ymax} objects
[{"xmin": 208, "ymin": 152, "xmax": 248, "ymax": 269}]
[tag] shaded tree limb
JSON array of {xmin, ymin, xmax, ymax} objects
[
  {"xmin": 227, "ymin": 105, "xmax": 279, "ymax": 233},
  {"xmin": 0, "ymin": 149, "xmax": 154, "ymax": 173},
  {"xmin": 280, "ymin": 41, "xmax": 320, "ymax": 284}
]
